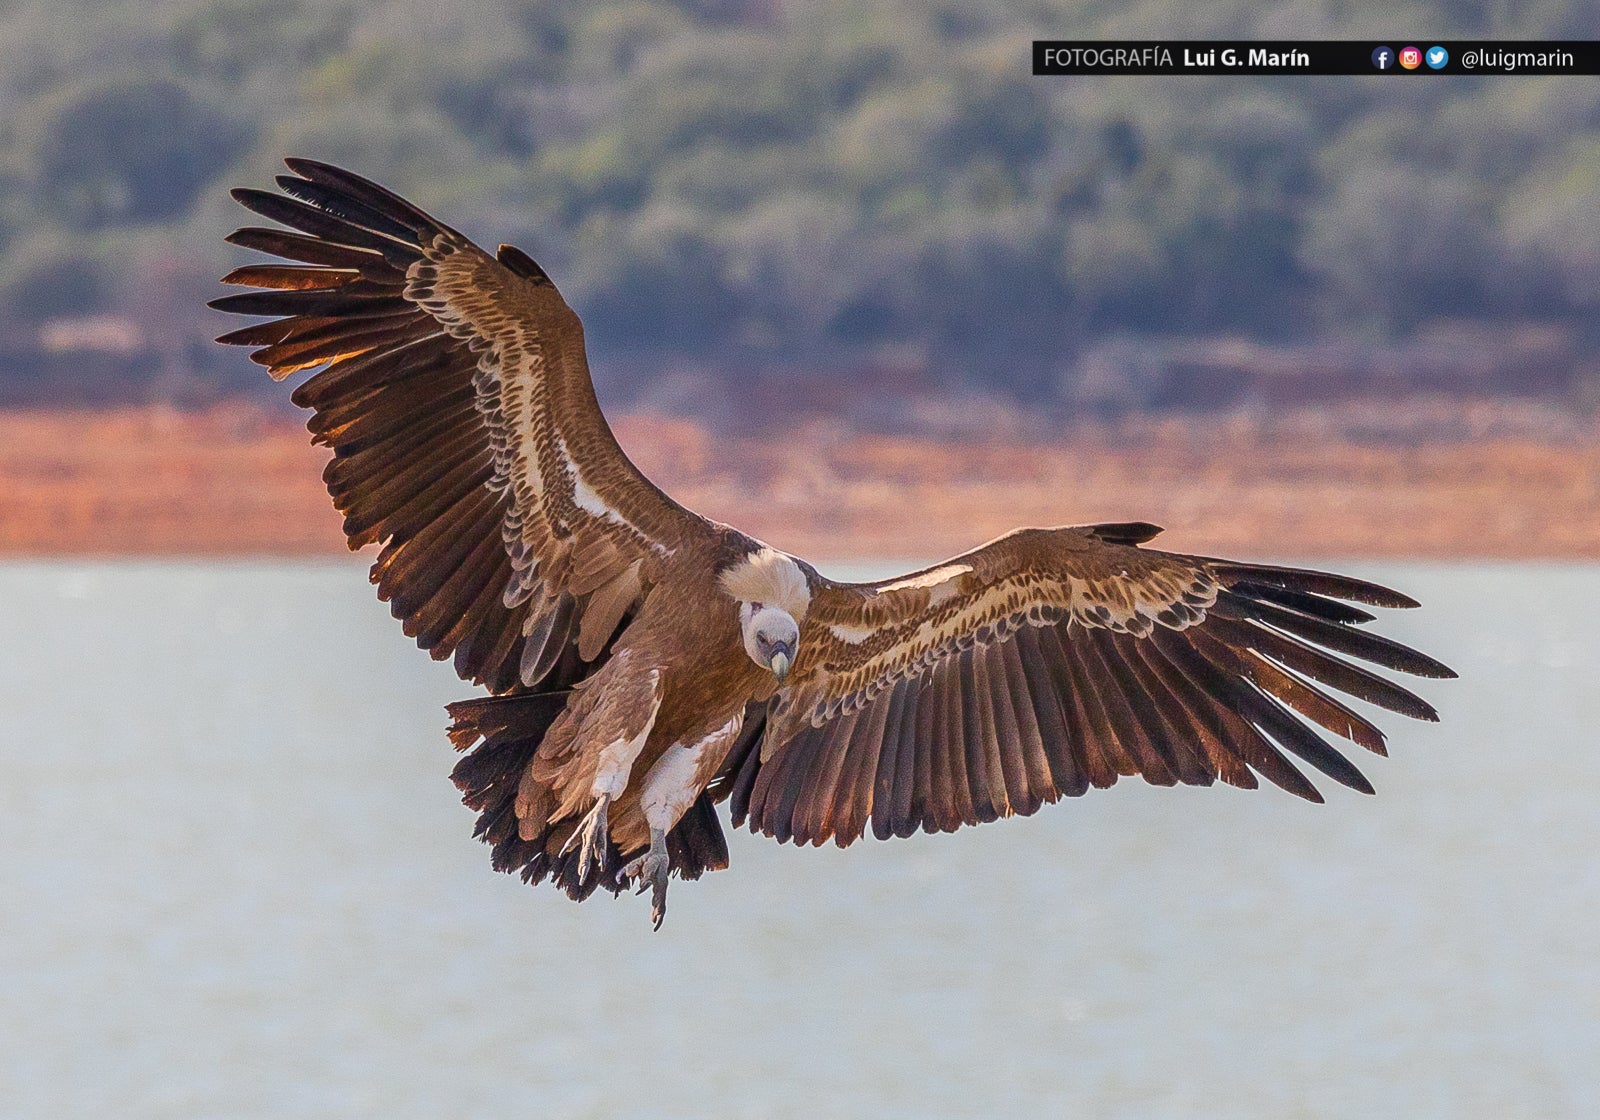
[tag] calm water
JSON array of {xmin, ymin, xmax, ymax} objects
[{"xmin": 0, "ymin": 561, "xmax": 1595, "ymax": 1119}]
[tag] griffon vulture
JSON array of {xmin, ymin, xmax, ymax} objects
[{"xmin": 213, "ymin": 161, "xmax": 1454, "ymax": 928}]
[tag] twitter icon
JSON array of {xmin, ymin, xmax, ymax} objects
[{"xmin": 1426, "ymin": 45, "xmax": 1449, "ymax": 69}]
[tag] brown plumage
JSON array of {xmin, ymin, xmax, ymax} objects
[{"xmin": 213, "ymin": 160, "xmax": 1456, "ymax": 928}]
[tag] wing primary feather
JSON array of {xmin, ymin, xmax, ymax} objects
[
  {"xmin": 961, "ymin": 647, "xmax": 1003, "ymax": 822},
  {"xmin": 282, "ymin": 158, "xmax": 447, "ymax": 233},
  {"xmin": 915, "ymin": 665, "xmax": 947, "ymax": 832},
  {"xmin": 870, "ymin": 681, "xmax": 914, "ymax": 841},
  {"xmin": 326, "ymin": 398, "xmax": 479, "ymax": 484},
  {"xmin": 215, "ymin": 318, "xmax": 305, "ymax": 347},
  {"xmin": 1202, "ymin": 614, "xmax": 1439, "ymax": 721},
  {"xmin": 273, "ymin": 174, "xmax": 428, "ymax": 242},
  {"xmin": 795, "ymin": 710, "xmax": 857, "ymax": 845},
  {"xmin": 219, "ymin": 264, "xmax": 361, "ymax": 290},
  {"xmin": 835, "ymin": 683, "xmax": 894, "ymax": 846},
  {"xmin": 225, "ymin": 226, "xmax": 401, "ymax": 275},
  {"xmin": 904, "ymin": 675, "xmax": 936, "ymax": 837},
  {"xmin": 228, "ymin": 187, "xmax": 423, "ymax": 263},
  {"xmin": 1150, "ymin": 630, "xmax": 1325, "ymax": 802},
  {"xmin": 392, "ymin": 491, "xmax": 504, "ymax": 649},
  {"xmin": 209, "ymin": 286, "xmax": 410, "ymax": 318},
  {"xmin": 253, "ymin": 306, "xmax": 419, "ymax": 360},
  {"xmin": 943, "ymin": 651, "xmax": 977, "ymax": 829},
  {"xmin": 1103, "ymin": 632, "xmax": 1214, "ymax": 786},
  {"xmin": 1129, "ymin": 636, "xmax": 1257, "ymax": 790},
  {"xmin": 291, "ymin": 334, "xmax": 459, "ymax": 408},
  {"xmin": 1237, "ymin": 648, "xmax": 1389, "ymax": 755},
  {"xmin": 1187, "ymin": 629, "xmax": 1376, "ymax": 794},
  {"xmin": 1215, "ymin": 591, "xmax": 1457, "ymax": 679},
  {"xmin": 1037, "ymin": 625, "xmax": 1121, "ymax": 788},
  {"xmin": 1010, "ymin": 626, "xmax": 1087, "ymax": 797},
  {"xmin": 373, "ymin": 480, "xmax": 497, "ymax": 620},
  {"xmin": 769, "ymin": 726, "xmax": 820, "ymax": 844},
  {"xmin": 980, "ymin": 643, "xmax": 1030, "ymax": 816},
  {"xmin": 996, "ymin": 635, "xmax": 1055, "ymax": 812},
  {"xmin": 1073, "ymin": 629, "xmax": 1177, "ymax": 784},
  {"xmin": 1085, "ymin": 631, "xmax": 1182, "ymax": 785},
  {"xmin": 1229, "ymin": 580, "xmax": 1377, "ymax": 625},
  {"xmin": 254, "ymin": 319, "xmax": 422, "ymax": 375},
  {"xmin": 1208, "ymin": 561, "xmax": 1420, "ymax": 609},
  {"xmin": 336, "ymin": 440, "xmax": 488, "ymax": 544},
  {"xmin": 311, "ymin": 380, "xmax": 474, "ymax": 454}
]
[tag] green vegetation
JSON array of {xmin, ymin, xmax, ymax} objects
[{"xmin": 0, "ymin": 0, "xmax": 1596, "ymax": 407}]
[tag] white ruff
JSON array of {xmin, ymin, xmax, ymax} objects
[{"xmin": 719, "ymin": 547, "xmax": 810, "ymax": 617}]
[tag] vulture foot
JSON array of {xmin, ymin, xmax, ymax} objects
[{"xmin": 624, "ymin": 829, "xmax": 670, "ymax": 930}]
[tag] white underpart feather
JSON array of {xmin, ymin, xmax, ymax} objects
[
  {"xmin": 640, "ymin": 711, "xmax": 745, "ymax": 831},
  {"xmin": 589, "ymin": 670, "xmax": 662, "ymax": 800}
]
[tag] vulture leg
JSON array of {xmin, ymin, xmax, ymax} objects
[
  {"xmin": 624, "ymin": 829, "xmax": 670, "ymax": 930},
  {"xmin": 560, "ymin": 793, "xmax": 610, "ymax": 881}
]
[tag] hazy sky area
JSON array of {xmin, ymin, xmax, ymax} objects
[{"xmin": 0, "ymin": 0, "xmax": 1596, "ymax": 412}]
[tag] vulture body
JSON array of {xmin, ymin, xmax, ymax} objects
[{"xmin": 214, "ymin": 161, "xmax": 1455, "ymax": 927}]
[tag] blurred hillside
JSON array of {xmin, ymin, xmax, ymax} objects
[{"xmin": 1, "ymin": 0, "xmax": 1598, "ymax": 424}]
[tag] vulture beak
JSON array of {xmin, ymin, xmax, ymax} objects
[{"xmin": 769, "ymin": 648, "xmax": 792, "ymax": 683}]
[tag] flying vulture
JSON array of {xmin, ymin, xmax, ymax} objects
[{"xmin": 213, "ymin": 161, "xmax": 1455, "ymax": 928}]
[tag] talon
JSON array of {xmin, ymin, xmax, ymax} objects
[
  {"xmin": 560, "ymin": 795, "xmax": 610, "ymax": 880},
  {"xmin": 625, "ymin": 828, "xmax": 671, "ymax": 930},
  {"xmin": 650, "ymin": 866, "xmax": 668, "ymax": 931}
]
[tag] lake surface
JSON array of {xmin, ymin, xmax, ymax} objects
[{"xmin": 1, "ymin": 561, "xmax": 1595, "ymax": 1119}]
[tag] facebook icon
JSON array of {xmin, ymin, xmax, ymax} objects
[{"xmin": 1372, "ymin": 45, "xmax": 1394, "ymax": 70}]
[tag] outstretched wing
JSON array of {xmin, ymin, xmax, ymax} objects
[
  {"xmin": 212, "ymin": 159, "xmax": 709, "ymax": 693},
  {"xmin": 723, "ymin": 523, "xmax": 1454, "ymax": 847}
]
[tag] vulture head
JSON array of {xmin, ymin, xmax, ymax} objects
[
  {"xmin": 739, "ymin": 603, "xmax": 800, "ymax": 681},
  {"xmin": 721, "ymin": 547, "xmax": 812, "ymax": 682}
]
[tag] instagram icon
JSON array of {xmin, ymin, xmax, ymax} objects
[{"xmin": 1399, "ymin": 46, "xmax": 1423, "ymax": 69}]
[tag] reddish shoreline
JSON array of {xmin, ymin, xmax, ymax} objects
[{"xmin": 2, "ymin": 406, "xmax": 1597, "ymax": 562}]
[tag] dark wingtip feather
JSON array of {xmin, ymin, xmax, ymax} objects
[
  {"xmin": 1089, "ymin": 521, "xmax": 1165, "ymax": 546},
  {"xmin": 1231, "ymin": 580, "xmax": 1377, "ymax": 625},
  {"xmin": 1217, "ymin": 590, "xmax": 1457, "ymax": 680},
  {"xmin": 1211, "ymin": 561, "xmax": 1421, "ymax": 609},
  {"xmin": 497, "ymin": 243, "xmax": 554, "ymax": 286}
]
